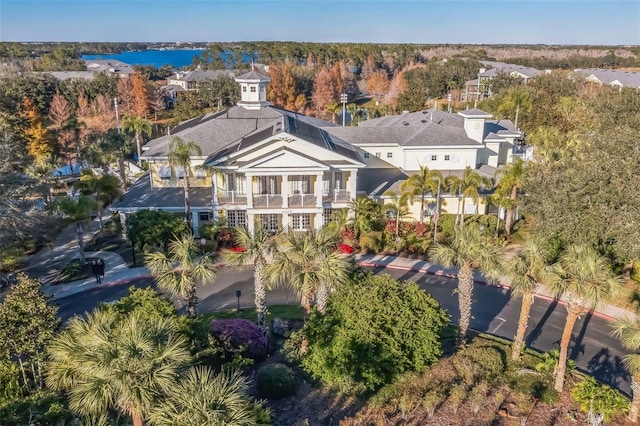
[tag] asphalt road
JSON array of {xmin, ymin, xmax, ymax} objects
[{"xmin": 53, "ymin": 265, "xmax": 631, "ymax": 395}]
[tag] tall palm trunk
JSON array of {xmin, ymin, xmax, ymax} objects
[
  {"xmin": 254, "ymin": 258, "xmax": 267, "ymax": 330},
  {"xmin": 514, "ymin": 103, "xmax": 520, "ymax": 130},
  {"xmin": 131, "ymin": 411, "xmax": 143, "ymax": 426},
  {"xmin": 458, "ymin": 262, "xmax": 474, "ymax": 343},
  {"xmin": 420, "ymin": 193, "xmax": 425, "ymax": 224},
  {"xmin": 77, "ymin": 222, "xmax": 85, "ymax": 263},
  {"xmin": 186, "ymin": 284, "xmax": 199, "ymax": 318},
  {"xmin": 117, "ymin": 155, "xmax": 128, "ymax": 192},
  {"xmin": 316, "ymin": 282, "xmax": 329, "ymax": 314},
  {"xmin": 512, "ymin": 291, "xmax": 534, "ymax": 361},
  {"xmin": 135, "ymin": 133, "xmax": 142, "ymax": 167},
  {"xmin": 555, "ymin": 305, "xmax": 581, "ymax": 392},
  {"xmin": 97, "ymin": 189, "xmax": 103, "ymax": 230},
  {"xmin": 505, "ymin": 184, "xmax": 517, "ymax": 235},
  {"xmin": 460, "ymin": 196, "xmax": 466, "ymax": 228},
  {"xmin": 183, "ymin": 175, "xmax": 191, "ymax": 228},
  {"xmin": 629, "ymin": 376, "xmax": 640, "ymax": 423}
]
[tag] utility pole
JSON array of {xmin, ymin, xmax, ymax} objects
[
  {"xmin": 433, "ymin": 178, "xmax": 441, "ymax": 243},
  {"xmin": 340, "ymin": 93, "xmax": 347, "ymax": 127},
  {"xmin": 114, "ymin": 97, "xmax": 120, "ymax": 133}
]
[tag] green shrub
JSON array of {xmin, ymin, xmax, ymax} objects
[
  {"xmin": 571, "ymin": 376, "xmax": 629, "ymax": 421},
  {"xmin": 446, "ymin": 384, "xmax": 467, "ymax": 414},
  {"xmin": 0, "ymin": 248, "xmax": 23, "ymax": 272},
  {"xmin": 539, "ymin": 386, "xmax": 560, "ymax": 405},
  {"xmin": 256, "ymin": 363, "xmax": 296, "ymax": 399},
  {"xmin": 437, "ymin": 214, "xmax": 457, "ymax": 237},
  {"xmin": 469, "ymin": 382, "xmax": 489, "ymax": 413},
  {"xmin": 535, "ymin": 349, "xmax": 574, "ymax": 377},
  {"xmin": 281, "ymin": 330, "xmax": 305, "ymax": 365},
  {"xmin": 359, "ymin": 231, "xmax": 383, "ymax": 253},
  {"xmin": 631, "ymin": 261, "xmax": 640, "ymax": 284},
  {"xmin": 302, "ymin": 274, "xmax": 449, "ymax": 392},
  {"xmin": 453, "ymin": 345, "xmax": 506, "ymax": 385},
  {"xmin": 423, "ymin": 390, "xmax": 445, "ymax": 417}
]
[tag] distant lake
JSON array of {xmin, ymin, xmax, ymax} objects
[{"xmin": 82, "ymin": 49, "xmax": 204, "ymax": 68}]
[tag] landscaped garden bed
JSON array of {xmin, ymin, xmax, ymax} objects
[{"xmin": 54, "ymin": 257, "xmax": 102, "ymax": 284}]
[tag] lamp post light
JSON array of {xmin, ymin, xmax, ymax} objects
[
  {"xmin": 235, "ymin": 290, "xmax": 242, "ymax": 313},
  {"xmin": 340, "ymin": 93, "xmax": 348, "ymax": 127},
  {"xmin": 127, "ymin": 224, "xmax": 136, "ymax": 266},
  {"xmin": 433, "ymin": 178, "xmax": 441, "ymax": 243}
]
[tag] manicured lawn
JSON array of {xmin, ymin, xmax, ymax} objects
[{"xmin": 198, "ymin": 304, "xmax": 305, "ymax": 326}]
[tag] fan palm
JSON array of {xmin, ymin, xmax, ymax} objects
[
  {"xmin": 384, "ymin": 188, "xmax": 411, "ymax": 237},
  {"xmin": 145, "ymin": 233, "xmax": 217, "ymax": 318},
  {"xmin": 548, "ymin": 245, "xmax": 621, "ymax": 392},
  {"xmin": 428, "ymin": 224, "xmax": 502, "ymax": 343},
  {"xmin": 53, "ymin": 195, "xmax": 98, "ymax": 263},
  {"xmin": 167, "ymin": 136, "xmax": 202, "ymax": 228},
  {"xmin": 46, "ymin": 310, "xmax": 191, "ymax": 426},
  {"xmin": 74, "ymin": 170, "xmax": 121, "ymax": 230},
  {"xmin": 498, "ymin": 87, "xmax": 532, "ymax": 130},
  {"xmin": 503, "ymin": 237, "xmax": 556, "ymax": 361},
  {"xmin": 494, "ymin": 158, "xmax": 526, "ymax": 235},
  {"xmin": 121, "ymin": 115, "xmax": 152, "ymax": 167},
  {"xmin": 87, "ymin": 130, "xmax": 131, "ymax": 191},
  {"xmin": 265, "ymin": 228, "xmax": 351, "ymax": 315},
  {"xmin": 223, "ymin": 226, "xmax": 277, "ymax": 330},
  {"xmin": 611, "ymin": 317, "xmax": 640, "ymax": 423},
  {"xmin": 148, "ymin": 366, "xmax": 260, "ymax": 426},
  {"xmin": 349, "ymin": 196, "xmax": 377, "ymax": 238},
  {"xmin": 404, "ymin": 165, "xmax": 443, "ymax": 223}
]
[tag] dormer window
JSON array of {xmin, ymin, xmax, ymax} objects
[{"xmin": 250, "ymin": 87, "xmax": 256, "ymax": 93}]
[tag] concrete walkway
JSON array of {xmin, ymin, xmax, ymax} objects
[{"xmin": 16, "ymin": 216, "xmax": 636, "ymax": 322}]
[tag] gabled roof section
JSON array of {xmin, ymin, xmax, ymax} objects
[
  {"xmin": 237, "ymin": 147, "xmax": 331, "ymax": 171},
  {"xmin": 358, "ymin": 108, "xmax": 465, "ymax": 129},
  {"xmin": 458, "ymin": 108, "xmax": 493, "ymax": 118},
  {"xmin": 485, "ymin": 119, "xmax": 522, "ymax": 138},
  {"xmin": 235, "ymin": 70, "xmax": 271, "ymax": 82},
  {"xmin": 573, "ymin": 68, "xmax": 640, "ymax": 89},
  {"xmin": 480, "ymin": 61, "xmax": 541, "ymax": 79}
]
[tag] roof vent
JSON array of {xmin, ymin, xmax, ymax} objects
[{"xmin": 402, "ymin": 121, "xmax": 410, "ymax": 126}]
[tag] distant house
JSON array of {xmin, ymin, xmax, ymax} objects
[
  {"xmin": 573, "ymin": 68, "xmax": 640, "ymax": 90},
  {"xmin": 464, "ymin": 61, "xmax": 543, "ymax": 101},
  {"xmin": 164, "ymin": 68, "xmax": 241, "ymax": 91},
  {"xmin": 84, "ymin": 59, "xmax": 134, "ymax": 77}
]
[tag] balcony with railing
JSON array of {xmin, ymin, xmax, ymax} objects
[
  {"xmin": 253, "ymin": 193, "xmax": 283, "ymax": 208},
  {"xmin": 288, "ymin": 192, "xmax": 317, "ymax": 207},
  {"xmin": 323, "ymin": 189, "xmax": 350, "ymax": 203},
  {"xmin": 216, "ymin": 190, "xmax": 247, "ymax": 205}
]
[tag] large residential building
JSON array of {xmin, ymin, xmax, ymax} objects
[
  {"xmin": 464, "ymin": 61, "xmax": 543, "ymax": 101},
  {"xmin": 573, "ymin": 68, "xmax": 640, "ymax": 90},
  {"xmin": 111, "ymin": 70, "xmax": 524, "ymax": 234}
]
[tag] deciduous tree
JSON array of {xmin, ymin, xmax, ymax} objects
[
  {"xmin": 19, "ymin": 96, "xmax": 51, "ymax": 164},
  {"xmin": 130, "ymin": 72, "xmax": 149, "ymax": 118}
]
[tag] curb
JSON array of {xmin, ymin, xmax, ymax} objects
[
  {"xmin": 50, "ymin": 273, "xmax": 156, "ymax": 300},
  {"xmin": 356, "ymin": 260, "xmax": 618, "ymax": 323}
]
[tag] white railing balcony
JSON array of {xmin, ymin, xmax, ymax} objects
[
  {"xmin": 217, "ymin": 190, "xmax": 247, "ymax": 205},
  {"xmin": 253, "ymin": 194, "xmax": 283, "ymax": 208},
  {"xmin": 288, "ymin": 193, "xmax": 317, "ymax": 207},
  {"xmin": 323, "ymin": 189, "xmax": 350, "ymax": 203}
]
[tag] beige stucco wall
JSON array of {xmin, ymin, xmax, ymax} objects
[{"xmin": 149, "ymin": 161, "xmax": 212, "ymax": 188}]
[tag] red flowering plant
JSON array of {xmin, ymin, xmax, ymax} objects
[
  {"xmin": 338, "ymin": 243, "xmax": 354, "ymax": 254},
  {"xmin": 218, "ymin": 228, "xmax": 234, "ymax": 242},
  {"xmin": 339, "ymin": 227, "xmax": 357, "ymax": 247},
  {"xmin": 229, "ymin": 245, "xmax": 246, "ymax": 252}
]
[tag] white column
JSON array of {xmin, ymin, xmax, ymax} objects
[
  {"xmin": 281, "ymin": 211, "xmax": 289, "ymax": 230},
  {"xmin": 281, "ymin": 174, "xmax": 288, "ymax": 208},
  {"xmin": 246, "ymin": 174, "xmax": 254, "ymax": 208},
  {"xmin": 192, "ymin": 211, "xmax": 200, "ymax": 237},
  {"xmin": 315, "ymin": 172, "xmax": 323, "ymax": 207},
  {"xmin": 347, "ymin": 169, "xmax": 358, "ymax": 201},
  {"xmin": 247, "ymin": 212, "xmax": 255, "ymax": 234},
  {"xmin": 314, "ymin": 211, "xmax": 323, "ymax": 230}
]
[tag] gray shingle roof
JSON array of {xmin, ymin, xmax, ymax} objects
[
  {"xmin": 167, "ymin": 69, "xmax": 241, "ymax": 83},
  {"xmin": 358, "ymin": 108, "xmax": 465, "ymax": 128},
  {"xmin": 573, "ymin": 68, "xmax": 640, "ymax": 89},
  {"xmin": 458, "ymin": 108, "xmax": 493, "ymax": 118},
  {"xmin": 235, "ymin": 70, "xmax": 271, "ymax": 81},
  {"xmin": 480, "ymin": 61, "xmax": 541, "ymax": 79},
  {"xmin": 110, "ymin": 174, "xmax": 213, "ymax": 211}
]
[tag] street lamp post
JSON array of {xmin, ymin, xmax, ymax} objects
[
  {"xmin": 235, "ymin": 290, "xmax": 242, "ymax": 313},
  {"xmin": 340, "ymin": 93, "xmax": 348, "ymax": 127},
  {"xmin": 127, "ymin": 224, "xmax": 136, "ymax": 266}
]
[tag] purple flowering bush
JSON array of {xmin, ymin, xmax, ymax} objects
[{"xmin": 210, "ymin": 319, "xmax": 268, "ymax": 360}]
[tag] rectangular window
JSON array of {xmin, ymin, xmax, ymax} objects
[
  {"xmin": 444, "ymin": 155, "xmax": 451, "ymax": 161},
  {"xmin": 242, "ymin": 86, "xmax": 247, "ymax": 92},
  {"xmin": 258, "ymin": 214, "xmax": 279, "ymax": 232},
  {"xmin": 290, "ymin": 175, "xmax": 310, "ymax": 194},
  {"xmin": 291, "ymin": 214, "xmax": 311, "ymax": 231},
  {"xmin": 198, "ymin": 212, "xmax": 211, "ymax": 222},
  {"xmin": 226, "ymin": 210, "xmax": 247, "ymax": 228},
  {"xmin": 176, "ymin": 167, "xmax": 186, "ymax": 179},
  {"xmin": 323, "ymin": 208, "xmax": 334, "ymax": 226},
  {"xmin": 375, "ymin": 152, "xmax": 381, "ymax": 158},
  {"xmin": 258, "ymin": 176, "xmax": 278, "ymax": 194},
  {"xmin": 431, "ymin": 155, "xmax": 437, "ymax": 161},
  {"xmin": 158, "ymin": 165, "xmax": 171, "ymax": 180},
  {"xmin": 194, "ymin": 168, "xmax": 207, "ymax": 179},
  {"xmin": 250, "ymin": 86, "xmax": 256, "ymax": 93},
  {"xmin": 387, "ymin": 152, "xmax": 393, "ymax": 158},
  {"xmin": 363, "ymin": 152, "xmax": 370, "ymax": 159}
]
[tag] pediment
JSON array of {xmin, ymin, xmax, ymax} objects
[{"xmin": 238, "ymin": 148, "xmax": 329, "ymax": 171}]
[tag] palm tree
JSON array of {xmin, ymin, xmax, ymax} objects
[
  {"xmin": 349, "ymin": 196, "xmax": 377, "ymax": 238},
  {"xmin": 53, "ymin": 195, "xmax": 98, "ymax": 263},
  {"xmin": 87, "ymin": 130, "xmax": 131, "ymax": 191},
  {"xmin": 611, "ymin": 317, "xmax": 640, "ymax": 423},
  {"xmin": 121, "ymin": 114, "xmax": 152, "ymax": 167},
  {"xmin": 148, "ymin": 366, "xmax": 259, "ymax": 426},
  {"xmin": 325, "ymin": 101, "xmax": 341, "ymax": 124},
  {"xmin": 145, "ymin": 233, "xmax": 217, "ymax": 317},
  {"xmin": 74, "ymin": 170, "xmax": 121, "ymax": 230},
  {"xmin": 46, "ymin": 310, "xmax": 191, "ymax": 426},
  {"xmin": 265, "ymin": 228, "xmax": 351, "ymax": 315},
  {"xmin": 384, "ymin": 188, "xmax": 411, "ymax": 238},
  {"xmin": 446, "ymin": 167, "xmax": 489, "ymax": 227},
  {"xmin": 404, "ymin": 165, "xmax": 443, "ymax": 223},
  {"xmin": 167, "ymin": 136, "xmax": 202, "ymax": 229},
  {"xmin": 494, "ymin": 158, "xmax": 526, "ymax": 235},
  {"xmin": 223, "ymin": 226, "xmax": 277, "ymax": 330},
  {"xmin": 547, "ymin": 245, "xmax": 621, "ymax": 392},
  {"xmin": 428, "ymin": 224, "xmax": 502, "ymax": 343},
  {"xmin": 504, "ymin": 237, "xmax": 555, "ymax": 361},
  {"xmin": 498, "ymin": 87, "xmax": 531, "ymax": 130}
]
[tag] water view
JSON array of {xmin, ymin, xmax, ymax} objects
[{"xmin": 82, "ymin": 48, "xmax": 204, "ymax": 68}]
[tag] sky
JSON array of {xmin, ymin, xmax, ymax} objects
[{"xmin": 0, "ymin": 0, "xmax": 639, "ymax": 45}]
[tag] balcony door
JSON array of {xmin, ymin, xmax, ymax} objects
[{"xmin": 257, "ymin": 176, "xmax": 278, "ymax": 195}]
